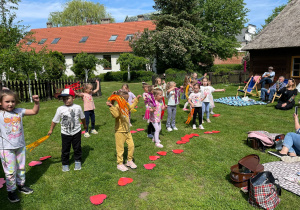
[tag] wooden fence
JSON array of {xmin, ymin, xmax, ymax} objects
[{"xmin": 0, "ymin": 79, "xmax": 101, "ymax": 102}]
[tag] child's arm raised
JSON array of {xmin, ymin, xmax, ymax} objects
[
  {"xmin": 129, "ymin": 95, "xmax": 141, "ymax": 110},
  {"xmin": 24, "ymin": 95, "xmax": 40, "ymax": 116},
  {"xmin": 75, "ymin": 92, "xmax": 84, "ymax": 97},
  {"xmin": 167, "ymin": 86, "xmax": 176, "ymax": 93},
  {"xmin": 92, "ymin": 80, "xmax": 100, "ymax": 94},
  {"xmin": 107, "ymin": 101, "xmax": 120, "ymax": 118}
]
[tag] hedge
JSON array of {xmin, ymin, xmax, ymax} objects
[{"xmin": 102, "ymin": 70, "xmax": 153, "ymax": 82}]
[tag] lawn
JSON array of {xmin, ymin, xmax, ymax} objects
[{"xmin": 1, "ymin": 81, "xmax": 300, "ymax": 209}]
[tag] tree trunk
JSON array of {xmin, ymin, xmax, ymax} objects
[
  {"xmin": 127, "ymin": 65, "xmax": 130, "ymax": 81},
  {"xmin": 85, "ymin": 69, "xmax": 88, "ymax": 83},
  {"xmin": 28, "ymin": 76, "xmax": 33, "ymax": 102}
]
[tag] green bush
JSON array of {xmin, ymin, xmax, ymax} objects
[
  {"xmin": 102, "ymin": 70, "xmax": 153, "ymax": 82},
  {"xmin": 210, "ymin": 64, "xmax": 243, "ymax": 73}
]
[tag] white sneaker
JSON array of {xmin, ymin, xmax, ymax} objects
[
  {"xmin": 167, "ymin": 127, "xmax": 173, "ymax": 132},
  {"xmin": 193, "ymin": 124, "xmax": 196, "ymax": 130},
  {"xmin": 155, "ymin": 143, "xmax": 164, "ymax": 148},
  {"xmin": 91, "ymin": 129, "xmax": 98, "ymax": 134},
  {"xmin": 84, "ymin": 132, "xmax": 90, "ymax": 138},
  {"xmin": 207, "ymin": 119, "xmax": 211, "ymax": 123},
  {"xmin": 129, "ymin": 123, "xmax": 132, "ymax": 127},
  {"xmin": 126, "ymin": 161, "xmax": 137, "ymax": 169},
  {"xmin": 210, "ymin": 111, "xmax": 215, "ymax": 115},
  {"xmin": 117, "ymin": 164, "xmax": 128, "ymax": 172},
  {"xmin": 173, "ymin": 127, "xmax": 178, "ymax": 131},
  {"xmin": 199, "ymin": 125, "xmax": 204, "ymax": 130}
]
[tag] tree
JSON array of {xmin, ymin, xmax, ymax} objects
[
  {"xmin": 48, "ymin": 0, "xmax": 114, "ymax": 27},
  {"xmin": 39, "ymin": 50, "xmax": 66, "ymax": 80},
  {"xmin": 117, "ymin": 53, "xmax": 149, "ymax": 81}
]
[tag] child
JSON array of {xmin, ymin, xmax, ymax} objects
[
  {"xmin": 0, "ymin": 90, "xmax": 40, "ymax": 203},
  {"xmin": 106, "ymin": 90, "xmax": 141, "ymax": 172},
  {"xmin": 166, "ymin": 81, "xmax": 180, "ymax": 131},
  {"xmin": 76, "ymin": 80, "xmax": 99, "ymax": 138},
  {"xmin": 48, "ymin": 88, "xmax": 87, "ymax": 172},
  {"xmin": 188, "ymin": 83, "xmax": 206, "ymax": 129},
  {"xmin": 149, "ymin": 89, "xmax": 167, "ymax": 148},
  {"xmin": 201, "ymin": 78, "xmax": 225, "ymax": 123},
  {"xmin": 154, "ymin": 77, "xmax": 166, "ymax": 96},
  {"xmin": 183, "ymin": 79, "xmax": 197, "ymax": 111},
  {"xmin": 121, "ymin": 84, "xmax": 136, "ymax": 127},
  {"xmin": 143, "ymin": 84, "xmax": 155, "ymax": 138}
]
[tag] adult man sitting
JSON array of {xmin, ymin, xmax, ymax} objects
[
  {"xmin": 260, "ymin": 66, "xmax": 275, "ymax": 88},
  {"xmin": 260, "ymin": 76, "xmax": 286, "ymax": 103}
]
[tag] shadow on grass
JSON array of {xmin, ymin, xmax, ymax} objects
[{"xmin": 70, "ymin": 145, "xmax": 93, "ymax": 164}]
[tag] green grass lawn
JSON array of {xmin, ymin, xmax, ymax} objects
[{"xmin": 1, "ymin": 81, "xmax": 300, "ymax": 209}]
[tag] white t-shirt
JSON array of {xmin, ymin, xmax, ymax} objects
[
  {"xmin": 189, "ymin": 92, "xmax": 202, "ymax": 107},
  {"xmin": 201, "ymin": 86, "xmax": 215, "ymax": 103},
  {"xmin": 52, "ymin": 104, "xmax": 85, "ymax": 136},
  {"xmin": 0, "ymin": 108, "xmax": 26, "ymax": 149}
]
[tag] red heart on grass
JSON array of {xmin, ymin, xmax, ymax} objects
[
  {"xmin": 90, "ymin": 194, "xmax": 107, "ymax": 205},
  {"xmin": 176, "ymin": 141, "xmax": 186, "ymax": 144},
  {"xmin": 39, "ymin": 156, "xmax": 52, "ymax": 161},
  {"xmin": 149, "ymin": 156, "xmax": 160, "ymax": 161},
  {"xmin": 172, "ymin": 149, "xmax": 184, "ymax": 154},
  {"xmin": 118, "ymin": 177, "xmax": 133, "ymax": 186},
  {"xmin": 80, "ymin": 122, "xmax": 83, "ymax": 124},
  {"xmin": 213, "ymin": 114, "xmax": 220, "ymax": 117},
  {"xmin": 81, "ymin": 131, "xmax": 85, "ymax": 134},
  {"xmin": 28, "ymin": 161, "xmax": 42, "ymax": 167},
  {"xmin": 130, "ymin": 130, "xmax": 137, "ymax": 133},
  {"xmin": 0, "ymin": 178, "xmax": 5, "ymax": 189},
  {"xmin": 191, "ymin": 133, "xmax": 199, "ymax": 137},
  {"xmin": 144, "ymin": 163, "xmax": 156, "ymax": 170},
  {"xmin": 136, "ymin": 128, "xmax": 145, "ymax": 131},
  {"xmin": 204, "ymin": 131, "xmax": 213, "ymax": 134},
  {"xmin": 156, "ymin": 151, "xmax": 167, "ymax": 156},
  {"xmin": 212, "ymin": 130, "xmax": 220, "ymax": 133},
  {"xmin": 135, "ymin": 106, "xmax": 138, "ymax": 108},
  {"xmin": 181, "ymin": 138, "xmax": 190, "ymax": 143}
]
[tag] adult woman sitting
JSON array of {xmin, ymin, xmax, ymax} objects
[{"xmin": 275, "ymin": 78, "xmax": 297, "ymax": 110}]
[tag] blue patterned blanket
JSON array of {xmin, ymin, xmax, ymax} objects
[{"xmin": 214, "ymin": 96, "xmax": 267, "ymax": 106}]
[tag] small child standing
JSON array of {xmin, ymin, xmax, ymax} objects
[
  {"xmin": 149, "ymin": 89, "xmax": 167, "ymax": 148},
  {"xmin": 183, "ymin": 79, "xmax": 197, "ymax": 111},
  {"xmin": 48, "ymin": 88, "xmax": 87, "ymax": 172},
  {"xmin": 121, "ymin": 84, "xmax": 136, "ymax": 127},
  {"xmin": 166, "ymin": 81, "xmax": 180, "ymax": 131},
  {"xmin": 0, "ymin": 90, "xmax": 40, "ymax": 203},
  {"xmin": 76, "ymin": 80, "xmax": 99, "ymax": 138},
  {"xmin": 188, "ymin": 83, "xmax": 206, "ymax": 130},
  {"xmin": 154, "ymin": 77, "xmax": 166, "ymax": 96},
  {"xmin": 201, "ymin": 78, "xmax": 225, "ymax": 123},
  {"xmin": 143, "ymin": 84, "xmax": 155, "ymax": 138},
  {"xmin": 106, "ymin": 90, "xmax": 141, "ymax": 172}
]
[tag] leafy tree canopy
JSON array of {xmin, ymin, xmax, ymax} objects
[{"xmin": 48, "ymin": 0, "xmax": 114, "ymax": 27}]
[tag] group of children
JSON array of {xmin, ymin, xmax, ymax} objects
[{"xmin": 0, "ymin": 73, "xmax": 224, "ymax": 203}]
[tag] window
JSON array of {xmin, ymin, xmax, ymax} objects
[
  {"xmin": 51, "ymin": 38, "xmax": 60, "ymax": 44},
  {"xmin": 79, "ymin": 36, "xmax": 88, "ymax": 43},
  {"xmin": 291, "ymin": 56, "xmax": 300, "ymax": 77},
  {"xmin": 109, "ymin": 35, "xmax": 118, "ymax": 41},
  {"xmin": 124, "ymin": 34, "xmax": 133, "ymax": 41},
  {"xmin": 26, "ymin": 41, "xmax": 33, "ymax": 45},
  {"xmin": 103, "ymin": 55, "xmax": 112, "ymax": 70},
  {"xmin": 38, "ymin": 38, "xmax": 47, "ymax": 45}
]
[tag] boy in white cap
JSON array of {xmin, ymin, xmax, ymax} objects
[{"xmin": 48, "ymin": 88, "xmax": 87, "ymax": 172}]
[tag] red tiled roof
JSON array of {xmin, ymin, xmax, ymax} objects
[{"xmin": 22, "ymin": 20, "xmax": 156, "ymax": 54}]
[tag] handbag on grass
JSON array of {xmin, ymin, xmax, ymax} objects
[{"xmin": 248, "ymin": 171, "xmax": 281, "ymax": 210}]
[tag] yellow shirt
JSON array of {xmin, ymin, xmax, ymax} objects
[{"xmin": 109, "ymin": 98, "xmax": 139, "ymax": 132}]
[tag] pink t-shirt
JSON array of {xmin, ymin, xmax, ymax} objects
[
  {"xmin": 150, "ymin": 100, "xmax": 165, "ymax": 123},
  {"xmin": 82, "ymin": 93, "xmax": 95, "ymax": 111}
]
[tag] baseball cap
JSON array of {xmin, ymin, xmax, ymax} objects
[{"xmin": 58, "ymin": 88, "xmax": 75, "ymax": 97}]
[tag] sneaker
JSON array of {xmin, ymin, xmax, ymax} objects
[
  {"xmin": 117, "ymin": 164, "xmax": 128, "ymax": 172},
  {"xmin": 199, "ymin": 125, "xmax": 204, "ymax": 130},
  {"xmin": 173, "ymin": 127, "xmax": 178, "ymax": 131},
  {"xmin": 126, "ymin": 160, "xmax": 137, "ymax": 169},
  {"xmin": 268, "ymin": 151, "xmax": 287, "ymax": 158},
  {"xmin": 207, "ymin": 119, "xmax": 211, "ymax": 123},
  {"xmin": 155, "ymin": 143, "xmax": 164, "ymax": 148},
  {"xmin": 129, "ymin": 123, "xmax": 132, "ymax": 127},
  {"xmin": 84, "ymin": 132, "xmax": 90, "ymax": 138},
  {"xmin": 193, "ymin": 124, "xmax": 196, "ymax": 130},
  {"xmin": 182, "ymin": 108, "xmax": 189, "ymax": 111},
  {"xmin": 210, "ymin": 111, "xmax": 215, "ymax": 115},
  {"xmin": 147, "ymin": 134, "xmax": 154, "ymax": 138},
  {"xmin": 167, "ymin": 127, "xmax": 173, "ymax": 132},
  {"xmin": 74, "ymin": 161, "xmax": 81, "ymax": 170},
  {"xmin": 62, "ymin": 165, "xmax": 70, "ymax": 172},
  {"xmin": 18, "ymin": 185, "xmax": 33, "ymax": 194},
  {"xmin": 8, "ymin": 190, "xmax": 20, "ymax": 203},
  {"xmin": 91, "ymin": 129, "xmax": 98, "ymax": 134},
  {"xmin": 202, "ymin": 120, "xmax": 204, "ymax": 124}
]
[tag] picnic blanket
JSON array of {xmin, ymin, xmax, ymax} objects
[
  {"xmin": 214, "ymin": 96, "xmax": 267, "ymax": 106},
  {"xmin": 263, "ymin": 161, "xmax": 300, "ymax": 196}
]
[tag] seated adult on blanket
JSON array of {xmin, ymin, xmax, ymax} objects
[
  {"xmin": 260, "ymin": 76, "xmax": 286, "ymax": 103},
  {"xmin": 259, "ymin": 66, "xmax": 275, "ymax": 88},
  {"xmin": 275, "ymin": 78, "xmax": 297, "ymax": 110}
]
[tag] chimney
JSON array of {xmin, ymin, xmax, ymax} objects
[
  {"xmin": 137, "ymin": 15, "xmax": 144, "ymax": 21},
  {"xmin": 86, "ymin": 19, "xmax": 92, "ymax": 25},
  {"xmin": 101, "ymin": 18, "xmax": 111, "ymax": 24},
  {"xmin": 47, "ymin": 22, "xmax": 52, "ymax": 28}
]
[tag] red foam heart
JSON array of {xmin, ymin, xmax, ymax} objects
[
  {"xmin": 0, "ymin": 178, "xmax": 5, "ymax": 189},
  {"xmin": 39, "ymin": 156, "xmax": 52, "ymax": 161},
  {"xmin": 144, "ymin": 163, "xmax": 156, "ymax": 170},
  {"xmin": 28, "ymin": 161, "xmax": 42, "ymax": 167},
  {"xmin": 212, "ymin": 130, "xmax": 220, "ymax": 133},
  {"xmin": 181, "ymin": 138, "xmax": 190, "ymax": 143},
  {"xmin": 130, "ymin": 130, "xmax": 137, "ymax": 133},
  {"xmin": 213, "ymin": 114, "xmax": 220, "ymax": 117},
  {"xmin": 135, "ymin": 106, "xmax": 138, "ymax": 108},
  {"xmin": 118, "ymin": 177, "xmax": 133, "ymax": 186},
  {"xmin": 172, "ymin": 149, "xmax": 184, "ymax": 154},
  {"xmin": 80, "ymin": 122, "xmax": 83, "ymax": 124},
  {"xmin": 156, "ymin": 151, "xmax": 167, "ymax": 156},
  {"xmin": 136, "ymin": 128, "xmax": 145, "ymax": 131},
  {"xmin": 176, "ymin": 140, "xmax": 186, "ymax": 144},
  {"xmin": 90, "ymin": 194, "xmax": 107, "ymax": 205},
  {"xmin": 81, "ymin": 131, "xmax": 85, "ymax": 134},
  {"xmin": 191, "ymin": 133, "xmax": 199, "ymax": 137},
  {"xmin": 149, "ymin": 156, "xmax": 160, "ymax": 161},
  {"xmin": 204, "ymin": 131, "xmax": 213, "ymax": 134}
]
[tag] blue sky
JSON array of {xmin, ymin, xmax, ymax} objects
[{"xmin": 14, "ymin": 0, "xmax": 289, "ymax": 30}]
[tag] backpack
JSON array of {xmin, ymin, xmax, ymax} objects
[{"xmin": 247, "ymin": 131, "xmax": 285, "ymax": 152}]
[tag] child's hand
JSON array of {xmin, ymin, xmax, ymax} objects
[
  {"xmin": 162, "ymin": 80, "xmax": 166, "ymax": 84},
  {"xmin": 136, "ymin": 95, "xmax": 142, "ymax": 100},
  {"xmin": 47, "ymin": 130, "xmax": 53, "ymax": 136},
  {"xmin": 96, "ymin": 79, "xmax": 99, "ymax": 83},
  {"xmin": 223, "ymin": 89, "xmax": 226, "ymax": 92},
  {"xmin": 106, "ymin": 101, "xmax": 113, "ymax": 107},
  {"xmin": 164, "ymin": 105, "xmax": 168, "ymax": 110},
  {"xmin": 32, "ymin": 95, "xmax": 39, "ymax": 103}
]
